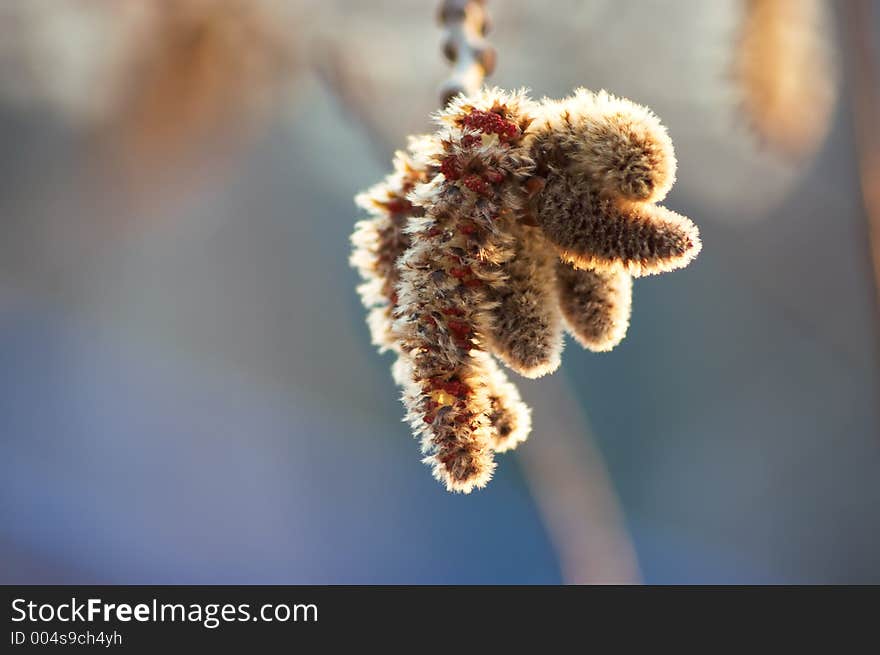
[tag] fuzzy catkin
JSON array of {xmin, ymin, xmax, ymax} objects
[
  {"xmin": 351, "ymin": 137, "xmax": 433, "ymax": 352},
  {"xmin": 350, "ymin": 125, "xmax": 533, "ymax": 480},
  {"xmin": 533, "ymin": 175, "xmax": 700, "ymax": 276},
  {"xmin": 527, "ymin": 90, "xmax": 700, "ymax": 276},
  {"xmin": 486, "ymin": 221, "xmax": 563, "ymax": 378},
  {"xmin": 556, "ymin": 262, "xmax": 632, "ymax": 352},
  {"xmin": 528, "ymin": 90, "xmax": 677, "ymax": 204},
  {"xmin": 393, "ymin": 90, "xmax": 537, "ymax": 492},
  {"xmin": 353, "ymin": 87, "xmax": 701, "ymax": 492},
  {"xmin": 473, "ymin": 350, "xmax": 532, "ymax": 453}
]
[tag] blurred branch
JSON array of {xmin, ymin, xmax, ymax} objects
[
  {"xmin": 841, "ymin": 1, "xmax": 880, "ymax": 321},
  {"xmin": 735, "ymin": 0, "xmax": 836, "ymax": 161},
  {"xmin": 438, "ymin": 0, "xmax": 495, "ymax": 104},
  {"xmin": 518, "ymin": 378, "xmax": 641, "ymax": 584}
]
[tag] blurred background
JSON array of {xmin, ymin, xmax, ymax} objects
[{"xmin": 1, "ymin": 0, "xmax": 879, "ymax": 584}]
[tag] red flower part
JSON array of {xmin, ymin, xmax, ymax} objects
[
  {"xmin": 461, "ymin": 109, "xmax": 520, "ymax": 140},
  {"xmin": 485, "ymin": 169, "xmax": 505, "ymax": 183},
  {"xmin": 384, "ymin": 198, "xmax": 413, "ymax": 214},
  {"xmin": 447, "ymin": 320, "xmax": 471, "ymax": 336},
  {"xmin": 462, "ymin": 174, "xmax": 490, "ymax": 195},
  {"xmin": 444, "ymin": 381, "xmax": 471, "ymax": 397},
  {"xmin": 440, "ymin": 156, "xmax": 462, "ymax": 180}
]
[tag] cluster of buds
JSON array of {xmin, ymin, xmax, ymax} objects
[{"xmin": 352, "ymin": 87, "xmax": 701, "ymax": 493}]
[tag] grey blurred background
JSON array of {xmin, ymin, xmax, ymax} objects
[{"xmin": 1, "ymin": 0, "xmax": 878, "ymax": 584}]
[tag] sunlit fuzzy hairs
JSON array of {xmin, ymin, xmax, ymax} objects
[
  {"xmin": 527, "ymin": 89, "xmax": 701, "ymax": 276},
  {"xmin": 350, "ymin": 129, "xmax": 532, "ymax": 470},
  {"xmin": 351, "ymin": 135, "xmax": 436, "ymax": 353},
  {"xmin": 555, "ymin": 262, "xmax": 632, "ymax": 353},
  {"xmin": 352, "ymin": 87, "xmax": 701, "ymax": 492}
]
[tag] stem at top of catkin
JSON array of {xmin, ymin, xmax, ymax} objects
[{"xmin": 438, "ymin": 0, "xmax": 496, "ymax": 105}]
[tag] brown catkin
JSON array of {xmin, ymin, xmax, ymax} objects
[
  {"xmin": 556, "ymin": 262, "xmax": 632, "ymax": 352},
  {"xmin": 534, "ymin": 175, "xmax": 701, "ymax": 276},
  {"xmin": 353, "ymin": 87, "xmax": 702, "ymax": 492},
  {"xmin": 351, "ymin": 132, "xmax": 532, "ymax": 462},
  {"xmin": 393, "ymin": 89, "xmax": 537, "ymax": 492},
  {"xmin": 526, "ymin": 89, "xmax": 699, "ymax": 276},
  {"xmin": 351, "ymin": 136, "xmax": 435, "ymax": 351},
  {"xmin": 473, "ymin": 350, "xmax": 532, "ymax": 453},
  {"xmin": 486, "ymin": 222, "xmax": 563, "ymax": 378},
  {"xmin": 528, "ymin": 90, "xmax": 677, "ymax": 203}
]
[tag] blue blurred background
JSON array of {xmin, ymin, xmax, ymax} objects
[{"xmin": 1, "ymin": 0, "xmax": 879, "ymax": 584}]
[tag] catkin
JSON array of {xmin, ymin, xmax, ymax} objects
[
  {"xmin": 353, "ymin": 87, "xmax": 702, "ymax": 492},
  {"xmin": 486, "ymin": 221, "xmax": 563, "ymax": 378},
  {"xmin": 556, "ymin": 262, "xmax": 632, "ymax": 352}
]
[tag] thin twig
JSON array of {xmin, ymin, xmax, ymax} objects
[{"xmin": 438, "ymin": 0, "xmax": 495, "ymax": 105}]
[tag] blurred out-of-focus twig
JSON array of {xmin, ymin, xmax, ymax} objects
[
  {"xmin": 841, "ymin": 1, "xmax": 880, "ymax": 321},
  {"xmin": 734, "ymin": 0, "xmax": 836, "ymax": 161}
]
